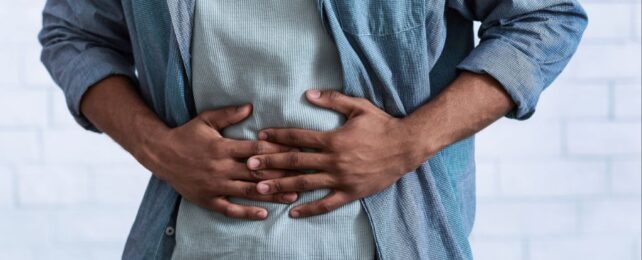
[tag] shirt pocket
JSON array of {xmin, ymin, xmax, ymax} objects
[{"xmin": 333, "ymin": 0, "xmax": 425, "ymax": 36}]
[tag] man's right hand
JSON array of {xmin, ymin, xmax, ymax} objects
[{"xmin": 135, "ymin": 104, "xmax": 298, "ymax": 220}]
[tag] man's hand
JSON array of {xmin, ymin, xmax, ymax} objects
[
  {"xmin": 244, "ymin": 72, "xmax": 514, "ymax": 218},
  {"xmin": 246, "ymin": 90, "xmax": 428, "ymax": 218},
  {"xmin": 136, "ymin": 104, "xmax": 299, "ymax": 220}
]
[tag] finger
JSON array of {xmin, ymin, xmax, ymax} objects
[
  {"xmin": 208, "ymin": 196, "xmax": 269, "ymax": 220},
  {"xmin": 290, "ymin": 191, "xmax": 351, "ymax": 218},
  {"xmin": 255, "ymin": 174, "xmax": 334, "ymax": 195},
  {"xmin": 225, "ymin": 161, "xmax": 297, "ymax": 181},
  {"xmin": 198, "ymin": 104, "xmax": 252, "ymax": 130},
  {"xmin": 247, "ymin": 152, "xmax": 331, "ymax": 171},
  {"xmin": 221, "ymin": 140, "xmax": 294, "ymax": 158},
  {"xmin": 258, "ymin": 128, "xmax": 328, "ymax": 149},
  {"xmin": 306, "ymin": 90, "xmax": 367, "ymax": 117},
  {"xmin": 221, "ymin": 180, "xmax": 299, "ymax": 204}
]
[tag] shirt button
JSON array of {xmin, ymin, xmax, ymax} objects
[{"xmin": 165, "ymin": 226, "xmax": 175, "ymax": 236}]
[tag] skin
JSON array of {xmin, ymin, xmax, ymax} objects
[
  {"xmin": 247, "ymin": 71, "xmax": 514, "ymax": 218},
  {"xmin": 80, "ymin": 71, "xmax": 513, "ymax": 220},
  {"xmin": 81, "ymin": 76, "xmax": 299, "ymax": 220}
]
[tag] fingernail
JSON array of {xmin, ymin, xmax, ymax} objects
[
  {"xmin": 283, "ymin": 193, "xmax": 298, "ymax": 203},
  {"xmin": 256, "ymin": 210, "xmax": 268, "ymax": 219},
  {"xmin": 247, "ymin": 158, "xmax": 261, "ymax": 169},
  {"xmin": 237, "ymin": 104, "xmax": 249, "ymax": 111},
  {"xmin": 258, "ymin": 132, "xmax": 268, "ymax": 140},
  {"xmin": 307, "ymin": 89, "xmax": 321, "ymax": 99},
  {"xmin": 257, "ymin": 183, "xmax": 270, "ymax": 194},
  {"xmin": 290, "ymin": 210, "xmax": 300, "ymax": 218}
]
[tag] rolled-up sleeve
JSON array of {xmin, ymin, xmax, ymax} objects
[
  {"xmin": 448, "ymin": 0, "xmax": 588, "ymax": 119},
  {"xmin": 39, "ymin": 0, "xmax": 136, "ymax": 132}
]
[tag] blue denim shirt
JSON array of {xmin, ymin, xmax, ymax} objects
[{"xmin": 39, "ymin": 1, "xmax": 587, "ymax": 259}]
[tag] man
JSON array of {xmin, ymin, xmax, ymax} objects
[{"xmin": 39, "ymin": 0, "xmax": 587, "ymax": 259}]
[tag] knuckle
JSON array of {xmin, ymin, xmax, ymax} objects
[
  {"xmin": 217, "ymin": 162, "xmax": 233, "ymax": 173},
  {"xmin": 285, "ymin": 131, "xmax": 298, "ymax": 142},
  {"xmin": 210, "ymin": 140, "xmax": 226, "ymax": 156},
  {"xmin": 356, "ymin": 97, "xmax": 370, "ymax": 105},
  {"xmin": 287, "ymin": 153, "xmax": 300, "ymax": 167},
  {"xmin": 254, "ymin": 141, "xmax": 269, "ymax": 154},
  {"xmin": 327, "ymin": 136, "xmax": 342, "ymax": 149},
  {"xmin": 203, "ymin": 181, "xmax": 220, "ymax": 194},
  {"xmin": 334, "ymin": 156, "xmax": 351, "ymax": 173},
  {"xmin": 222, "ymin": 206, "xmax": 236, "ymax": 218},
  {"xmin": 295, "ymin": 177, "xmax": 309, "ymax": 191},
  {"xmin": 318, "ymin": 202, "xmax": 333, "ymax": 213},
  {"xmin": 224, "ymin": 106, "xmax": 238, "ymax": 117},
  {"xmin": 261, "ymin": 156, "xmax": 271, "ymax": 168},
  {"xmin": 273, "ymin": 181, "xmax": 284, "ymax": 192},
  {"xmin": 250, "ymin": 170, "xmax": 263, "ymax": 179},
  {"xmin": 243, "ymin": 185, "xmax": 255, "ymax": 197},
  {"xmin": 327, "ymin": 91, "xmax": 342, "ymax": 100}
]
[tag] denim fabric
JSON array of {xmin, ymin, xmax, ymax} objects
[{"xmin": 39, "ymin": 0, "xmax": 587, "ymax": 259}]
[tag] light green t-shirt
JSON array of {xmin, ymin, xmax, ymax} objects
[{"xmin": 171, "ymin": 0, "xmax": 376, "ymax": 259}]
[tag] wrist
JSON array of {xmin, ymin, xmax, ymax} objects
[
  {"xmin": 399, "ymin": 115, "xmax": 447, "ymax": 163},
  {"xmin": 128, "ymin": 110, "xmax": 171, "ymax": 171}
]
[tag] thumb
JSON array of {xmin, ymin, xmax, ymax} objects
[
  {"xmin": 198, "ymin": 104, "xmax": 252, "ymax": 130},
  {"xmin": 306, "ymin": 90, "xmax": 363, "ymax": 116}
]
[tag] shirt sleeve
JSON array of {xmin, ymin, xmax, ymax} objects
[
  {"xmin": 448, "ymin": 0, "xmax": 588, "ymax": 120},
  {"xmin": 39, "ymin": 0, "xmax": 137, "ymax": 132}
]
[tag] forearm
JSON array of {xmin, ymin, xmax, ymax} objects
[
  {"xmin": 80, "ymin": 75, "xmax": 169, "ymax": 159},
  {"xmin": 403, "ymin": 71, "xmax": 515, "ymax": 157}
]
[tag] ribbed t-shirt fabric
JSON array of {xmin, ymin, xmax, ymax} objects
[{"xmin": 170, "ymin": 1, "xmax": 376, "ymax": 259}]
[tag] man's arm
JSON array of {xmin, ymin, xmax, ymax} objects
[
  {"xmin": 403, "ymin": 72, "xmax": 513, "ymax": 157},
  {"xmin": 40, "ymin": 0, "xmax": 298, "ymax": 220},
  {"xmin": 449, "ymin": 0, "xmax": 589, "ymax": 119},
  {"xmin": 246, "ymin": 0, "xmax": 588, "ymax": 217},
  {"xmin": 80, "ymin": 76, "xmax": 300, "ymax": 220},
  {"xmin": 245, "ymin": 72, "xmax": 512, "ymax": 218}
]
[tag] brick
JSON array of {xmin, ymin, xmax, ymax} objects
[
  {"xmin": 611, "ymin": 160, "xmax": 642, "ymax": 194},
  {"xmin": 0, "ymin": 48, "xmax": 21, "ymax": 88},
  {"xmin": 582, "ymin": 3, "xmax": 632, "ymax": 41},
  {"xmin": 613, "ymin": 83, "xmax": 642, "ymax": 119},
  {"xmin": 0, "ymin": 210, "xmax": 53, "ymax": 246},
  {"xmin": 92, "ymin": 165, "xmax": 150, "ymax": 206},
  {"xmin": 470, "ymin": 239, "xmax": 523, "ymax": 260},
  {"xmin": 567, "ymin": 121, "xmax": 641, "ymax": 156},
  {"xmin": 0, "ymin": 166, "xmax": 14, "ymax": 207},
  {"xmin": 529, "ymin": 237, "xmax": 636, "ymax": 260},
  {"xmin": 634, "ymin": 3, "xmax": 641, "ymax": 41},
  {"xmin": 0, "ymin": 130, "xmax": 40, "ymax": 163},
  {"xmin": 0, "ymin": 1, "xmax": 43, "ymax": 45},
  {"xmin": 41, "ymin": 246, "xmax": 124, "ymax": 260},
  {"xmin": 535, "ymin": 82, "xmax": 609, "ymax": 120},
  {"xmin": 54, "ymin": 209, "xmax": 137, "ymax": 244},
  {"xmin": 17, "ymin": 165, "xmax": 91, "ymax": 207},
  {"xmin": 475, "ymin": 161, "xmax": 499, "ymax": 198},
  {"xmin": 566, "ymin": 43, "xmax": 642, "ymax": 80},
  {"xmin": 473, "ymin": 201, "xmax": 576, "ymax": 237},
  {"xmin": 0, "ymin": 90, "xmax": 47, "ymax": 127},
  {"xmin": 0, "ymin": 249, "xmax": 35, "ymax": 260},
  {"xmin": 580, "ymin": 199, "xmax": 641, "ymax": 235},
  {"xmin": 633, "ymin": 239, "xmax": 642, "ymax": 259},
  {"xmin": 476, "ymin": 119, "xmax": 562, "ymax": 159},
  {"xmin": 42, "ymin": 128, "xmax": 137, "ymax": 164},
  {"xmin": 89, "ymin": 248, "xmax": 126, "ymax": 260},
  {"xmin": 499, "ymin": 160, "xmax": 607, "ymax": 197}
]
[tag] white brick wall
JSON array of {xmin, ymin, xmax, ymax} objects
[{"xmin": 0, "ymin": 0, "xmax": 639, "ymax": 259}]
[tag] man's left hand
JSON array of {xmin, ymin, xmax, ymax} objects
[{"xmin": 246, "ymin": 90, "xmax": 431, "ymax": 218}]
